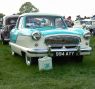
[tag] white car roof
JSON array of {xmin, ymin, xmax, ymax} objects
[{"xmin": 20, "ymin": 12, "xmax": 63, "ymax": 17}]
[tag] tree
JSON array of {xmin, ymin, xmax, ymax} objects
[
  {"xmin": 0, "ymin": 13, "xmax": 5, "ymax": 19},
  {"xmin": 19, "ymin": 2, "xmax": 39, "ymax": 14},
  {"xmin": 0, "ymin": 13, "xmax": 5, "ymax": 22}
]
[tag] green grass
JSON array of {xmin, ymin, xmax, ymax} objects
[{"xmin": 0, "ymin": 37, "xmax": 95, "ymax": 89}]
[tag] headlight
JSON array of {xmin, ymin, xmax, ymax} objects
[
  {"xmin": 32, "ymin": 31, "xmax": 41, "ymax": 41},
  {"xmin": 84, "ymin": 32, "xmax": 91, "ymax": 40}
]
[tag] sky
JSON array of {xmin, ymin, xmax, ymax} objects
[{"xmin": 0, "ymin": 0, "xmax": 95, "ymax": 19}]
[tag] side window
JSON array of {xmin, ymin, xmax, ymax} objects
[{"xmin": 17, "ymin": 17, "xmax": 24, "ymax": 29}]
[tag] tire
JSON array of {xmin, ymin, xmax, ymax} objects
[
  {"xmin": 2, "ymin": 40, "xmax": 6, "ymax": 45},
  {"xmin": 25, "ymin": 54, "xmax": 32, "ymax": 66},
  {"xmin": 90, "ymin": 29, "xmax": 95, "ymax": 36},
  {"xmin": 11, "ymin": 50, "xmax": 16, "ymax": 56},
  {"xmin": 1, "ymin": 35, "xmax": 6, "ymax": 45},
  {"xmin": 92, "ymin": 30, "xmax": 95, "ymax": 36},
  {"xmin": 1, "ymin": 36, "xmax": 5, "ymax": 45}
]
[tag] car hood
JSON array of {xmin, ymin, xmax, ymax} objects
[
  {"xmin": 41, "ymin": 28, "xmax": 85, "ymax": 37},
  {"xmin": 20, "ymin": 27, "xmax": 89, "ymax": 37}
]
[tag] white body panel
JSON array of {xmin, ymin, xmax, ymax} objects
[{"xmin": 9, "ymin": 35, "xmax": 92, "ymax": 57}]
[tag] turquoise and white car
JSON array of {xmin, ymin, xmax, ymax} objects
[{"xmin": 9, "ymin": 13, "xmax": 92, "ymax": 66}]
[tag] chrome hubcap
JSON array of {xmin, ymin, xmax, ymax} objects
[{"xmin": 25, "ymin": 55, "xmax": 31, "ymax": 66}]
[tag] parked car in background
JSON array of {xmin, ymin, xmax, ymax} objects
[
  {"xmin": 65, "ymin": 16, "xmax": 74, "ymax": 27},
  {"xmin": 73, "ymin": 20, "xmax": 84, "ymax": 28},
  {"xmin": 81, "ymin": 19, "xmax": 95, "ymax": 35},
  {"xmin": 0, "ymin": 21, "xmax": 3, "ymax": 40},
  {"xmin": 74, "ymin": 19, "xmax": 95, "ymax": 35},
  {"xmin": 1, "ymin": 15, "xmax": 19, "ymax": 44},
  {"xmin": 0, "ymin": 21, "xmax": 2, "ymax": 29},
  {"xmin": 9, "ymin": 13, "xmax": 92, "ymax": 66}
]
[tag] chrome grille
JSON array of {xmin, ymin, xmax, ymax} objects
[{"xmin": 45, "ymin": 35, "xmax": 81, "ymax": 48}]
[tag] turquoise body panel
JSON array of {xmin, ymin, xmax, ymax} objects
[{"xmin": 10, "ymin": 26, "xmax": 88, "ymax": 43}]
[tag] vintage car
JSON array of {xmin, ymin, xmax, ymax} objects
[
  {"xmin": 1, "ymin": 15, "xmax": 19, "ymax": 44},
  {"xmin": 0, "ymin": 21, "xmax": 3, "ymax": 40},
  {"xmin": 81, "ymin": 19, "xmax": 95, "ymax": 35},
  {"xmin": 74, "ymin": 19, "xmax": 95, "ymax": 35},
  {"xmin": 9, "ymin": 13, "xmax": 92, "ymax": 66}
]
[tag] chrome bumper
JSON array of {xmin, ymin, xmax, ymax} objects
[
  {"xmin": 9, "ymin": 42, "xmax": 92, "ymax": 56},
  {"xmin": 27, "ymin": 47, "xmax": 92, "ymax": 55},
  {"xmin": 4, "ymin": 38, "xmax": 10, "ymax": 41}
]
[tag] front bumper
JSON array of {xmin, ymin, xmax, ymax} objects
[
  {"xmin": 27, "ymin": 47, "xmax": 92, "ymax": 56},
  {"xmin": 9, "ymin": 42, "xmax": 92, "ymax": 57},
  {"xmin": 4, "ymin": 38, "xmax": 10, "ymax": 42}
]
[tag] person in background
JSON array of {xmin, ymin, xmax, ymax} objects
[{"xmin": 65, "ymin": 16, "xmax": 74, "ymax": 27}]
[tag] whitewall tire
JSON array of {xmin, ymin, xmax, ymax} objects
[{"xmin": 11, "ymin": 50, "xmax": 15, "ymax": 56}]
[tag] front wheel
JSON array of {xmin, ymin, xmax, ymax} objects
[
  {"xmin": 1, "ymin": 34, "xmax": 5, "ymax": 45},
  {"xmin": 11, "ymin": 50, "xmax": 15, "ymax": 55},
  {"xmin": 11, "ymin": 49, "xmax": 17, "ymax": 56},
  {"xmin": 1, "ymin": 36, "xmax": 5, "ymax": 45},
  {"xmin": 2, "ymin": 40, "xmax": 5, "ymax": 45},
  {"xmin": 25, "ymin": 54, "xmax": 32, "ymax": 66}
]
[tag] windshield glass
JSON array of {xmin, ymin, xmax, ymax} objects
[
  {"xmin": 6, "ymin": 17, "xmax": 18, "ymax": 25},
  {"xmin": 25, "ymin": 16, "xmax": 66, "ymax": 29}
]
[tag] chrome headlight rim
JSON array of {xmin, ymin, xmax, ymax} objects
[
  {"xmin": 32, "ymin": 31, "xmax": 41, "ymax": 41},
  {"xmin": 84, "ymin": 32, "xmax": 91, "ymax": 40}
]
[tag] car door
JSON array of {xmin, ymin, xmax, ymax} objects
[
  {"xmin": 10, "ymin": 16, "xmax": 24, "ymax": 43},
  {"xmin": 10, "ymin": 28, "xmax": 19, "ymax": 43}
]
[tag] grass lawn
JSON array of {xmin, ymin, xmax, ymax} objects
[{"xmin": 0, "ymin": 37, "xmax": 95, "ymax": 89}]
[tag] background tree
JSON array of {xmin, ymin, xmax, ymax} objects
[
  {"xmin": 0, "ymin": 13, "xmax": 5, "ymax": 20},
  {"xmin": 19, "ymin": 2, "xmax": 39, "ymax": 14}
]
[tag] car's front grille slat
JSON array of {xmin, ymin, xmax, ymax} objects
[{"xmin": 45, "ymin": 35, "xmax": 81, "ymax": 48}]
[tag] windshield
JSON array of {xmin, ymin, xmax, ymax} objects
[{"xmin": 25, "ymin": 16, "xmax": 66, "ymax": 29}]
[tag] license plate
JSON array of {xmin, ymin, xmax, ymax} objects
[{"xmin": 55, "ymin": 51, "xmax": 76, "ymax": 56}]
